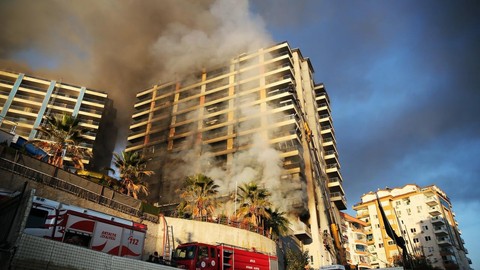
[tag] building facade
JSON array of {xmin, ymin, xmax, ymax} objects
[
  {"xmin": 353, "ymin": 184, "xmax": 472, "ymax": 270},
  {"xmin": 340, "ymin": 212, "xmax": 371, "ymax": 269},
  {"xmin": 0, "ymin": 70, "xmax": 115, "ymax": 169},
  {"xmin": 126, "ymin": 41, "xmax": 347, "ymax": 267}
]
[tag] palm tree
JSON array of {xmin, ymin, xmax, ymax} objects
[
  {"xmin": 236, "ymin": 181, "xmax": 272, "ymax": 227},
  {"xmin": 34, "ymin": 113, "xmax": 91, "ymax": 168},
  {"xmin": 264, "ymin": 208, "xmax": 290, "ymax": 240},
  {"xmin": 176, "ymin": 174, "xmax": 219, "ymax": 219},
  {"xmin": 113, "ymin": 151, "xmax": 154, "ymax": 199}
]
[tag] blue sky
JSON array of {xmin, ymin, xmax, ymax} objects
[
  {"xmin": 1, "ymin": 0, "xmax": 478, "ymax": 268},
  {"xmin": 254, "ymin": 1, "xmax": 479, "ymax": 268}
]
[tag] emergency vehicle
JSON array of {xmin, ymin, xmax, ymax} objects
[
  {"xmin": 172, "ymin": 242, "xmax": 278, "ymax": 270},
  {"xmin": 24, "ymin": 196, "xmax": 147, "ymax": 259}
]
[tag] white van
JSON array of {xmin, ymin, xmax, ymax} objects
[{"xmin": 319, "ymin": 265, "xmax": 346, "ymax": 270}]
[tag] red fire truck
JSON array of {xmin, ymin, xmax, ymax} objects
[
  {"xmin": 24, "ymin": 196, "xmax": 147, "ymax": 259},
  {"xmin": 172, "ymin": 242, "xmax": 278, "ymax": 270}
]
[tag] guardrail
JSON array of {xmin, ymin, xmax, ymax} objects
[{"xmin": 0, "ymin": 157, "xmax": 159, "ymax": 223}]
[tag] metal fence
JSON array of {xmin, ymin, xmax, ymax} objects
[{"xmin": 0, "ymin": 157, "xmax": 159, "ymax": 223}]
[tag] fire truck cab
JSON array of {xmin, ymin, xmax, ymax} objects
[{"xmin": 173, "ymin": 242, "xmax": 277, "ymax": 270}]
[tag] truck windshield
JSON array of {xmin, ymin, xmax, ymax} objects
[{"xmin": 173, "ymin": 245, "xmax": 196, "ymax": 260}]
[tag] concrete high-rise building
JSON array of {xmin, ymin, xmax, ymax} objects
[
  {"xmin": 127, "ymin": 41, "xmax": 347, "ymax": 267},
  {"xmin": 353, "ymin": 184, "xmax": 472, "ymax": 270},
  {"xmin": 340, "ymin": 212, "xmax": 372, "ymax": 270},
  {"xmin": 0, "ymin": 70, "xmax": 115, "ymax": 169}
]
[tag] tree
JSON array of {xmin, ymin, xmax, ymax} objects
[
  {"xmin": 113, "ymin": 151, "xmax": 154, "ymax": 199},
  {"xmin": 285, "ymin": 248, "xmax": 311, "ymax": 270},
  {"xmin": 176, "ymin": 174, "xmax": 219, "ymax": 219},
  {"xmin": 34, "ymin": 113, "xmax": 91, "ymax": 168},
  {"xmin": 392, "ymin": 254, "xmax": 442, "ymax": 270},
  {"xmin": 236, "ymin": 181, "xmax": 272, "ymax": 227},
  {"xmin": 264, "ymin": 208, "xmax": 290, "ymax": 240}
]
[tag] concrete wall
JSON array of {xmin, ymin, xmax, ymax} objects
[
  {"xmin": 0, "ymin": 146, "xmax": 277, "ymax": 264},
  {"xmin": 163, "ymin": 217, "xmax": 277, "ymax": 255}
]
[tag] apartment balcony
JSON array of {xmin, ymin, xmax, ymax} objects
[
  {"xmin": 322, "ymin": 137, "xmax": 338, "ymax": 153},
  {"xmin": 327, "ymin": 176, "xmax": 345, "ymax": 194},
  {"xmin": 330, "ymin": 191, "xmax": 347, "ymax": 210},
  {"xmin": 431, "ymin": 216, "xmax": 445, "ymax": 225},
  {"xmin": 437, "ymin": 237, "xmax": 452, "ymax": 247},
  {"xmin": 425, "ymin": 196, "xmax": 438, "ymax": 206},
  {"xmin": 319, "ymin": 113, "xmax": 332, "ymax": 127},
  {"xmin": 324, "ymin": 150, "xmax": 339, "ymax": 165},
  {"xmin": 440, "ymin": 247, "xmax": 454, "ymax": 256},
  {"xmin": 317, "ymin": 101, "xmax": 331, "ymax": 116},
  {"xmin": 292, "ymin": 222, "xmax": 312, "ymax": 243},
  {"xmin": 326, "ymin": 163, "xmax": 342, "ymax": 180},
  {"xmin": 356, "ymin": 209, "xmax": 369, "ymax": 219},
  {"xmin": 429, "ymin": 206, "xmax": 442, "ymax": 216},
  {"xmin": 320, "ymin": 124, "xmax": 334, "ymax": 136},
  {"xmin": 434, "ymin": 226, "xmax": 449, "ymax": 236}
]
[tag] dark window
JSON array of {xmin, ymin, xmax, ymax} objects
[
  {"xmin": 198, "ymin": 246, "xmax": 209, "ymax": 259},
  {"xmin": 173, "ymin": 245, "xmax": 197, "ymax": 260},
  {"xmin": 25, "ymin": 208, "xmax": 48, "ymax": 228},
  {"xmin": 63, "ymin": 231, "xmax": 92, "ymax": 247}
]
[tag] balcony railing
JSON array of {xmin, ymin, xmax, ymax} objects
[
  {"xmin": 434, "ymin": 226, "xmax": 449, "ymax": 236},
  {"xmin": 429, "ymin": 206, "xmax": 442, "ymax": 216},
  {"xmin": 437, "ymin": 236, "xmax": 452, "ymax": 246},
  {"xmin": 431, "ymin": 216, "xmax": 445, "ymax": 224},
  {"xmin": 425, "ymin": 196, "xmax": 438, "ymax": 206}
]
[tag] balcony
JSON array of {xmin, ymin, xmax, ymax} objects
[
  {"xmin": 429, "ymin": 206, "xmax": 442, "ymax": 216},
  {"xmin": 425, "ymin": 196, "xmax": 438, "ymax": 206},
  {"xmin": 431, "ymin": 216, "xmax": 445, "ymax": 225},
  {"xmin": 437, "ymin": 237, "xmax": 452, "ymax": 247},
  {"xmin": 356, "ymin": 210, "xmax": 369, "ymax": 219},
  {"xmin": 324, "ymin": 150, "xmax": 339, "ymax": 165},
  {"xmin": 319, "ymin": 113, "xmax": 332, "ymax": 126},
  {"xmin": 328, "ymin": 177, "xmax": 344, "ymax": 194},
  {"xmin": 330, "ymin": 191, "xmax": 347, "ymax": 210},
  {"xmin": 320, "ymin": 124, "xmax": 334, "ymax": 136},
  {"xmin": 440, "ymin": 247, "xmax": 454, "ymax": 256},
  {"xmin": 322, "ymin": 137, "xmax": 337, "ymax": 152},
  {"xmin": 326, "ymin": 163, "xmax": 340, "ymax": 174},
  {"xmin": 316, "ymin": 96, "xmax": 330, "ymax": 111},
  {"xmin": 434, "ymin": 226, "xmax": 449, "ymax": 236},
  {"xmin": 292, "ymin": 221, "xmax": 312, "ymax": 243}
]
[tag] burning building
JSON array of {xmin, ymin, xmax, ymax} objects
[{"xmin": 126, "ymin": 41, "xmax": 347, "ymax": 267}]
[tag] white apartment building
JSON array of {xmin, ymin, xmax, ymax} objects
[
  {"xmin": 353, "ymin": 184, "xmax": 472, "ymax": 270},
  {"xmin": 0, "ymin": 70, "xmax": 114, "ymax": 168}
]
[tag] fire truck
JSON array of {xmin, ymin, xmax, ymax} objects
[
  {"xmin": 23, "ymin": 196, "xmax": 147, "ymax": 259},
  {"xmin": 172, "ymin": 242, "xmax": 278, "ymax": 270}
]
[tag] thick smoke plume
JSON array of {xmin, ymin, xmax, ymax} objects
[
  {"xmin": 0, "ymin": 0, "xmax": 306, "ymax": 215},
  {"xmin": 0, "ymin": 0, "xmax": 271, "ymax": 144}
]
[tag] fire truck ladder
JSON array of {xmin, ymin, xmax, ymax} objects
[
  {"xmin": 220, "ymin": 244, "xmax": 234, "ymax": 270},
  {"xmin": 163, "ymin": 225, "xmax": 174, "ymax": 261}
]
